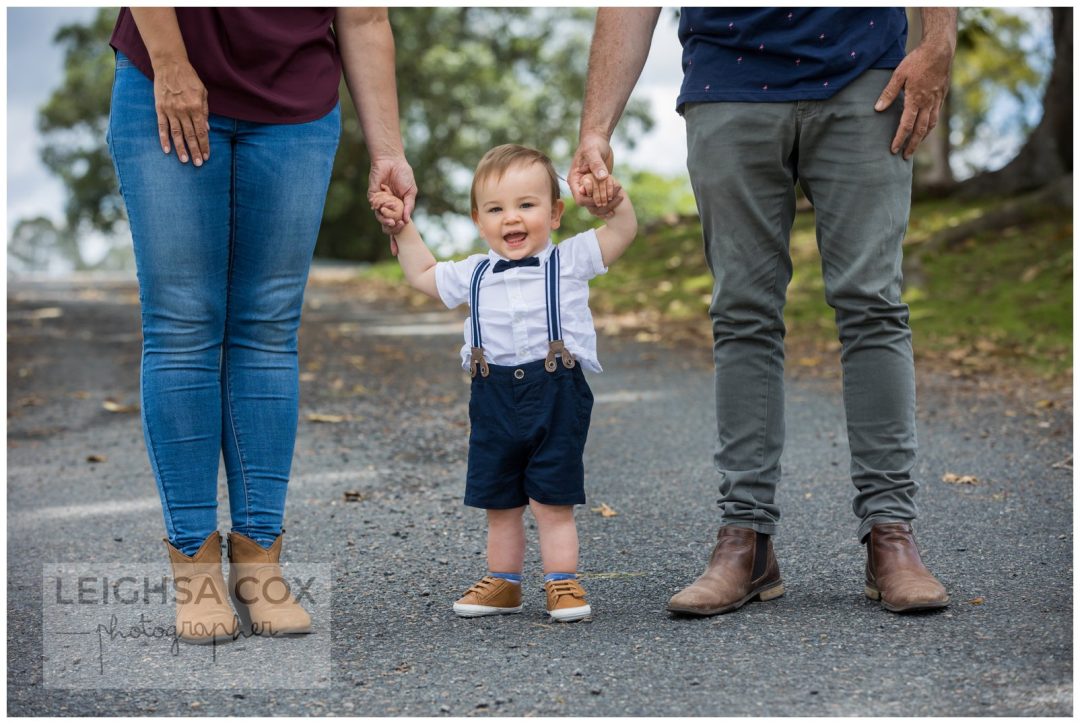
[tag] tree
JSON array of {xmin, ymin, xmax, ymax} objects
[
  {"xmin": 913, "ymin": 8, "xmax": 1055, "ymax": 196},
  {"xmin": 953, "ymin": 7, "xmax": 1071, "ymax": 197},
  {"xmin": 12, "ymin": 9, "xmax": 125, "ymax": 272},
  {"xmin": 24, "ymin": 8, "xmax": 652, "ymax": 265}
]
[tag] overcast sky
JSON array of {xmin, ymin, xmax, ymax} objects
[{"xmin": 5, "ymin": 7, "xmax": 688, "ymax": 244}]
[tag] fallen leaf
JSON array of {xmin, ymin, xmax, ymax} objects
[
  {"xmin": 797, "ymin": 357, "xmax": 821, "ymax": 367},
  {"xmin": 1020, "ymin": 264, "xmax": 1043, "ymax": 283},
  {"xmin": 102, "ymin": 399, "xmax": 139, "ymax": 414},
  {"xmin": 299, "ymin": 372, "xmax": 317, "ymax": 382},
  {"xmin": 28, "ymin": 307, "xmax": 63, "ymax": 320},
  {"xmin": 86, "ymin": 454, "xmax": 107, "ymax": 463},
  {"xmin": 946, "ymin": 347, "xmax": 971, "ymax": 362},
  {"xmin": 307, "ymin": 413, "xmax": 346, "ymax": 423},
  {"xmin": 967, "ymin": 596, "xmax": 985, "ymax": 605},
  {"xmin": 942, "ymin": 472, "xmax": 979, "ymax": 485},
  {"xmin": 590, "ymin": 502, "xmax": 618, "ymax": 518},
  {"xmin": 343, "ymin": 491, "xmax": 366, "ymax": 503},
  {"xmin": 1035, "ymin": 399, "xmax": 1054, "ymax": 409}
]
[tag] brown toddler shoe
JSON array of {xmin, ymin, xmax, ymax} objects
[
  {"xmin": 544, "ymin": 578, "xmax": 591, "ymax": 622},
  {"xmin": 453, "ymin": 576, "xmax": 523, "ymax": 617}
]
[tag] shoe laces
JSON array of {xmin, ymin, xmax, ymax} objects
[
  {"xmin": 464, "ymin": 576, "xmax": 501, "ymax": 596},
  {"xmin": 547, "ymin": 579, "xmax": 584, "ymax": 602}
]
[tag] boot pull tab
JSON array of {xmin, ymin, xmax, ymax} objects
[
  {"xmin": 470, "ymin": 346, "xmax": 490, "ymax": 378},
  {"xmin": 545, "ymin": 340, "xmax": 575, "ymax": 372}
]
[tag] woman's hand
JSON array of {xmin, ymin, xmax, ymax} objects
[{"xmin": 153, "ymin": 59, "xmax": 210, "ymax": 166}]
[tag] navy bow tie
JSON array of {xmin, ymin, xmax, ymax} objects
[{"xmin": 492, "ymin": 256, "xmax": 540, "ymax": 273}]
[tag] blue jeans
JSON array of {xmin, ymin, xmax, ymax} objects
[{"xmin": 107, "ymin": 52, "xmax": 340, "ymax": 555}]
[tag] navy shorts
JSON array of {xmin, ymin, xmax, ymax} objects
[{"xmin": 465, "ymin": 358, "xmax": 594, "ymax": 509}]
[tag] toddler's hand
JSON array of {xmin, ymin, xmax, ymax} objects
[
  {"xmin": 579, "ymin": 173, "xmax": 620, "ymax": 211},
  {"xmin": 369, "ymin": 184, "xmax": 405, "ymax": 224}
]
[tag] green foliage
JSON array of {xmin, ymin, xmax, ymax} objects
[
  {"xmin": 37, "ymin": 8, "xmax": 124, "ymax": 236},
  {"xmin": 28, "ymin": 8, "xmax": 653, "ymax": 264},
  {"xmin": 950, "ymin": 8, "xmax": 1051, "ymax": 174},
  {"xmin": 587, "ymin": 198, "xmax": 1071, "ymax": 378}
]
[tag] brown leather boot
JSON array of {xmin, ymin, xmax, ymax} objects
[
  {"xmin": 864, "ymin": 522, "xmax": 949, "ymax": 612},
  {"xmin": 165, "ymin": 531, "xmax": 239, "ymax": 644},
  {"xmin": 228, "ymin": 531, "xmax": 312, "ymax": 635},
  {"xmin": 667, "ymin": 526, "xmax": 785, "ymax": 616}
]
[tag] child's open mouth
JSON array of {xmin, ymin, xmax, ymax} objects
[{"xmin": 503, "ymin": 232, "xmax": 528, "ymax": 246}]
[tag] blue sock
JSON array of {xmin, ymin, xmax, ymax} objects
[
  {"xmin": 489, "ymin": 571, "xmax": 522, "ymax": 584},
  {"xmin": 544, "ymin": 572, "xmax": 577, "ymax": 583}
]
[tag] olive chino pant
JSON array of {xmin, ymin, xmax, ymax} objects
[{"xmin": 684, "ymin": 69, "xmax": 919, "ymax": 542}]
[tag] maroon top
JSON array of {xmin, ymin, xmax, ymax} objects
[{"xmin": 110, "ymin": 7, "xmax": 341, "ymax": 124}]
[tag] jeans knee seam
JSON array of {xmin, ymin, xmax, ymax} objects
[
  {"xmin": 140, "ymin": 353, "xmax": 177, "ymax": 540},
  {"xmin": 223, "ymin": 148, "xmax": 254, "ymax": 534}
]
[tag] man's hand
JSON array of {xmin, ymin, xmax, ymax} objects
[
  {"xmin": 874, "ymin": 40, "xmax": 955, "ymax": 160},
  {"xmin": 568, "ymin": 135, "xmax": 621, "ymax": 219},
  {"xmin": 368, "ymin": 156, "xmax": 417, "ymax": 255}
]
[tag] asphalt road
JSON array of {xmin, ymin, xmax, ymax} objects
[{"xmin": 7, "ymin": 272, "xmax": 1073, "ymax": 716}]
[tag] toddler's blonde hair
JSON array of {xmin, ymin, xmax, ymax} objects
[{"xmin": 470, "ymin": 144, "xmax": 561, "ymax": 213}]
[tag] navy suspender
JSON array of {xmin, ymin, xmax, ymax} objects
[
  {"xmin": 542, "ymin": 247, "xmax": 576, "ymax": 372},
  {"xmin": 468, "ymin": 258, "xmax": 492, "ymax": 378},
  {"xmin": 468, "ymin": 247, "xmax": 576, "ymax": 378}
]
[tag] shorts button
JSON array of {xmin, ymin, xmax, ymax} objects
[{"xmin": 513, "ymin": 368, "xmax": 525, "ymax": 380}]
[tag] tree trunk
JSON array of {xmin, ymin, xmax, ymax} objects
[
  {"xmin": 954, "ymin": 7, "xmax": 1072, "ymax": 198},
  {"xmin": 914, "ymin": 92, "xmax": 957, "ymax": 196},
  {"xmin": 907, "ymin": 8, "xmax": 956, "ymax": 196}
]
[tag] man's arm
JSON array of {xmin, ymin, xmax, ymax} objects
[
  {"xmin": 335, "ymin": 7, "xmax": 417, "ymax": 244},
  {"xmin": 874, "ymin": 8, "xmax": 958, "ymax": 159},
  {"xmin": 570, "ymin": 8, "xmax": 661, "ymax": 216}
]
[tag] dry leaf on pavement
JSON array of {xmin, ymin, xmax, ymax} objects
[
  {"xmin": 591, "ymin": 502, "xmax": 618, "ymax": 518},
  {"xmin": 102, "ymin": 399, "xmax": 139, "ymax": 414},
  {"xmin": 86, "ymin": 454, "xmax": 107, "ymax": 463},
  {"xmin": 307, "ymin": 413, "xmax": 347, "ymax": 423},
  {"xmin": 942, "ymin": 472, "xmax": 979, "ymax": 485}
]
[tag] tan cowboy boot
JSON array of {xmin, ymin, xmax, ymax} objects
[
  {"xmin": 227, "ymin": 531, "xmax": 312, "ymax": 635},
  {"xmin": 667, "ymin": 526, "xmax": 785, "ymax": 616},
  {"xmin": 165, "ymin": 531, "xmax": 239, "ymax": 644},
  {"xmin": 864, "ymin": 522, "xmax": 949, "ymax": 612}
]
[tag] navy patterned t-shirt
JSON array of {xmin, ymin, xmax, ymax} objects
[{"xmin": 677, "ymin": 8, "xmax": 908, "ymax": 110}]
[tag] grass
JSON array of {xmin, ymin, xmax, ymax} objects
[{"xmin": 361, "ymin": 197, "xmax": 1072, "ymax": 380}]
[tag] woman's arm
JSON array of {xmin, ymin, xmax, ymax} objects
[
  {"xmin": 128, "ymin": 7, "xmax": 209, "ymax": 166},
  {"xmin": 334, "ymin": 7, "xmax": 417, "ymax": 242}
]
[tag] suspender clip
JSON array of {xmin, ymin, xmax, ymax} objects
[
  {"xmin": 545, "ymin": 340, "xmax": 576, "ymax": 372},
  {"xmin": 470, "ymin": 346, "xmax": 490, "ymax": 378}
]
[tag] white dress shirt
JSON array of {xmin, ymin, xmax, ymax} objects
[{"xmin": 435, "ymin": 229, "xmax": 608, "ymax": 373}]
